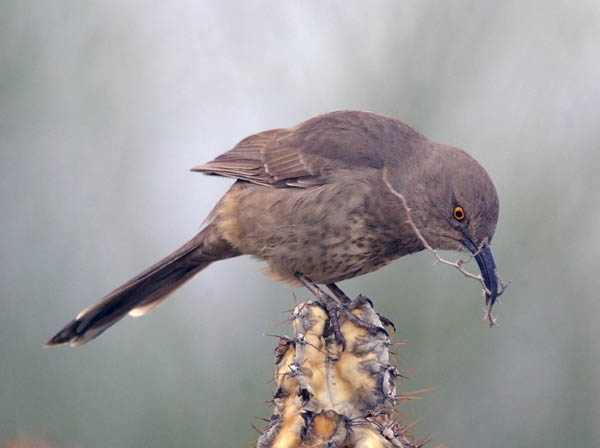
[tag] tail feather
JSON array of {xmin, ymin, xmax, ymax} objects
[{"xmin": 46, "ymin": 226, "xmax": 234, "ymax": 347}]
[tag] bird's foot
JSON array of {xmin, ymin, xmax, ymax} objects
[
  {"xmin": 343, "ymin": 294, "xmax": 391, "ymax": 337},
  {"xmin": 350, "ymin": 294, "xmax": 395, "ymax": 332},
  {"xmin": 296, "ymin": 275, "xmax": 388, "ymax": 350},
  {"xmin": 376, "ymin": 313, "xmax": 396, "ymax": 332},
  {"xmin": 296, "ymin": 274, "xmax": 347, "ymax": 348},
  {"xmin": 320, "ymin": 294, "xmax": 348, "ymax": 350}
]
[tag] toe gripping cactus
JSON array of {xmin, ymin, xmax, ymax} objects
[{"xmin": 256, "ymin": 295, "xmax": 430, "ymax": 448}]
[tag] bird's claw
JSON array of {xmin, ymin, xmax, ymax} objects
[
  {"xmin": 376, "ymin": 313, "xmax": 396, "ymax": 333},
  {"xmin": 296, "ymin": 274, "xmax": 387, "ymax": 351},
  {"xmin": 318, "ymin": 296, "xmax": 347, "ymax": 351},
  {"xmin": 321, "ymin": 297, "xmax": 388, "ymax": 350}
]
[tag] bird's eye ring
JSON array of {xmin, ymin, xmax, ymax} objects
[{"xmin": 453, "ymin": 206, "xmax": 465, "ymax": 221}]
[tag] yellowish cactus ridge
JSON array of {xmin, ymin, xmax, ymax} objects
[{"xmin": 256, "ymin": 295, "xmax": 431, "ymax": 448}]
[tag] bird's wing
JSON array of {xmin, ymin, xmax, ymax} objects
[{"xmin": 192, "ymin": 111, "xmax": 390, "ymax": 187}]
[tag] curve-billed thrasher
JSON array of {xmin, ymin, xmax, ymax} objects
[{"xmin": 47, "ymin": 110, "xmax": 500, "ymax": 347}]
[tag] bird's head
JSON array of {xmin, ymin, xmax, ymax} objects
[{"xmin": 398, "ymin": 143, "xmax": 500, "ymax": 306}]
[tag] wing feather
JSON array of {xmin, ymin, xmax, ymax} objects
[{"xmin": 192, "ymin": 111, "xmax": 424, "ymax": 187}]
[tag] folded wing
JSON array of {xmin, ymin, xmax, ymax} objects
[{"xmin": 192, "ymin": 111, "xmax": 388, "ymax": 187}]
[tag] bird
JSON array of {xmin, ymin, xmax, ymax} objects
[{"xmin": 46, "ymin": 110, "xmax": 500, "ymax": 347}]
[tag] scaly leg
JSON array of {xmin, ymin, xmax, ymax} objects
[
  {"xmin": 296, "ymin": 274, "xmax": 388, "ymax": 350},
  {"xmin": 326, "ymin": 283, "xmax": 351, "ymax": 304},
  {"xmin": 296, "ymin": 274, "xmax": 346, "ymax": 348},
  {"xmin": 328, "ymin": 283, "xmax": 393, "ymax": 334}
]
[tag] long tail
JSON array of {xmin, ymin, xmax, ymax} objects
[{"xmin": 46, "ymin": 225, "xmax": 237, "ymax": 347}]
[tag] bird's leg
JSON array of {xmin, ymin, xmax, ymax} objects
[
  {"xmin": 341, "ymin": 296, "xmax": 390, "ymax": 338},
  {"xmin": 326, "ymin": 285, "xmax": 392, "ymax": 335},
  {"xmin": 352, "ymin": 294, "xmax": 396, "ymax": 333},
  {"xmin": 328, "ymin": 284, "xmax": 392, "ymax": 333},
  {"xmin": 326, "ymin": 283, "xmax": 351, "ymax": 304},
  {"xmin": 297, "ymin": 274, "xmax": 388, "ymax": 349},
  {"xmin": 296, "ymin": 273, "xmax": 346, "ymax": 349}
]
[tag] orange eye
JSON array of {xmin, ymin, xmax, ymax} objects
[{"xmin": 453, "ymin": 206, "xmax": 465, "ymax": 221}]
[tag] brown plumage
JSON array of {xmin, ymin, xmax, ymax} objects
[{"xmin": 46, "ymin": 110, "xmax": 500, "ymax": 347}]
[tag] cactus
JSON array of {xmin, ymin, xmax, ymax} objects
[{"xmin": 256, "ymin": 295, "xmax": 433, "ymax": 448}]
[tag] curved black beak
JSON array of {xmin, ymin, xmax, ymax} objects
[{"xmin": 464, "ymin": 240, "xmax": 498, "ymax": 306}]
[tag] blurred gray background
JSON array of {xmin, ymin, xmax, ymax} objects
[{"xmin": 1, "ymin": 1, "xmax": 599, "ymax": 447}]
